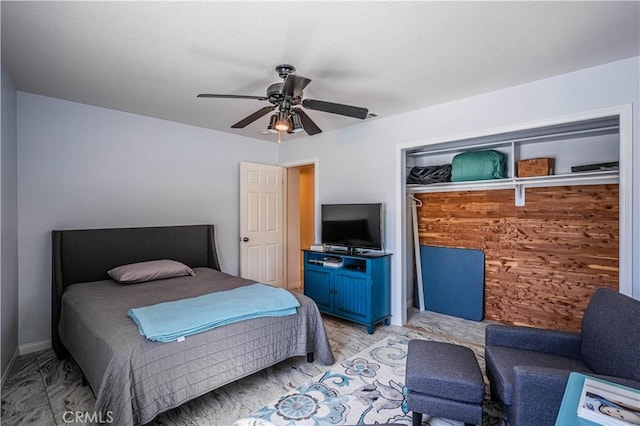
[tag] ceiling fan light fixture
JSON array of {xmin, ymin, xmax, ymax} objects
[
  {"xmin": 290, "ymin": 112, "xmax": 304, "ymax": 133},
  {"xmin": 275, "ymin": 121, "xmax": 289, "ymax": 131},
  {"xmin": 267, "ymin": 114, "xmax": 278, "ymax": 133},
  {"xmin": 275, "ymin": 112, "xmax": 290, "ymax": 132}
]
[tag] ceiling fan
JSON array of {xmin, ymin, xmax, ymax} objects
[{"xmin": 197, "ymin": 64, "xmax": 368, "ymax": 137}]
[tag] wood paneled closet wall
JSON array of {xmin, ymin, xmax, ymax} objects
[{"xmin": 416, "ymin": 184, "xmax": 619, "ymax": 332}]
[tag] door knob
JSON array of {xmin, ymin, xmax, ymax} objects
[{"xmin": 242, "ymin": 237, "xmax": 249, "ymax": 242}]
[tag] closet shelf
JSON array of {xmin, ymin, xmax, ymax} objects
[
  {"xmin": 406, "ymin": 178, "xmax": 514, "ymax": 194},
  {"xmin": 514, "ymin": 170, "xmax": 618, "ymax": 187},
  {"xmin": 406, "ymin": 170, "xmax": 619, "ymax": 195}
]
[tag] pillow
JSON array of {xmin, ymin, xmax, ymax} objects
[{"xmin": 108, "ymin": 259, "xmax": 195, "ymax": 284}]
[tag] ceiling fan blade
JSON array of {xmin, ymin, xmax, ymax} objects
[
  {"xmin": 231, "ymin": 106, "xmax": 276, "ymax": 128},
  {"xmin": 282, "ymin": 74, "xmax": 311, "ymax": 98},
  {"xmin": 294, "ymin": 109, "xmax": 322, "ymax": 135},
  {"xmin": 302, "ymin": 99, "xmax": 368, "ymax": 119},
  {"xmin": 197, "ymin": 94, "xmax": 268, "ymax": 101}
]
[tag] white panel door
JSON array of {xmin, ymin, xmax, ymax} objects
[{"xmin": 240, "ymin": 162, "xmax": 283, "ymax": 287}]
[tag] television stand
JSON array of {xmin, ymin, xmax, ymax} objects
[{"xmin": 302, "ymin": 249, "xmax": 392, "ymax": 334}]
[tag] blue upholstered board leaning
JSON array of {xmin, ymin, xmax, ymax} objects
[
  {"xmin": 419, "ymin": 245, "xmax": 484, "ymax": 321},
  {"xmin": 485, "ymin": 288, "xmax": 640, "ymax": 426},
  {"xmin": 128, "ymin": 283, "xmax": 300, "ymax": 342}
]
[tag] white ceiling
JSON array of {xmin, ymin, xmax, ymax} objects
[{"xmin": 2, "ymin": 1, "xmax": 639, "ymax": 142}]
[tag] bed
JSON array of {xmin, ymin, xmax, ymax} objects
[{"xmin": 52, "ymin": 224, "xmax": 334, "ymax": 425}]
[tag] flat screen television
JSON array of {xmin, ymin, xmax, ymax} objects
[{"xmin": 321, "ymin": 203, "xmax": 384, "ymax": 252}]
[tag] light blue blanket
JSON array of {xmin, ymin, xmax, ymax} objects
[{"xmin": 128, "ymin": 283, "xmax": 300, "ymax": 342}]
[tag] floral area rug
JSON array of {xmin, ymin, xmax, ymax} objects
[{"xmin": 238, "ymin": 334, "xmax": 507, "ymax": 426}]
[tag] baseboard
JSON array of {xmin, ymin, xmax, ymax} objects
[
  {"xmin": 0, "ymin": 347, "xmax": 19, "ymax": 388},
  {"xmin": 19, "ymin": 339, "xmax": 51, "ymax": 355},
  {"xmin": 408, "ymin": 296, "xmax": 414, "ymax": 309}
]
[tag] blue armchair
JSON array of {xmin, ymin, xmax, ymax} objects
[{"xmin": 485, "ymin": 288, "xmax": 640, "ymax": 426}]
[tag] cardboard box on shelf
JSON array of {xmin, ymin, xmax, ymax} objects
[{"xmin": 517, "ymin": 158, "xmax": 554, "ymax": 177}]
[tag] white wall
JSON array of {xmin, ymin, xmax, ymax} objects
[
  {"xmin": 1, "ymin": 65, "xmax": 19, "ymax": 378},
  {"xmin": 279, "ymin": 57, "xmax": 640, "ymax": 326},
  {"xmin": 17, "ymin": 93, "xmax": 278, "ymax": 345}
]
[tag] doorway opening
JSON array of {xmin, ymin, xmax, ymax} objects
[{"xmin": 285, "ymin": 163, "xmax": 315, "ymax": 291}]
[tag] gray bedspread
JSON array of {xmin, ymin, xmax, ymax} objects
[{"xmin": 58, "ymin": 268, "xmax": 334, "ymax": 425}]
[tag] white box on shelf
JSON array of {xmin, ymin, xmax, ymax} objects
[{"xmin": 321, "ymin": 257, "xmax": 343, "ymax": 268}]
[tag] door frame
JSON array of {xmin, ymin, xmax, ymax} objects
[{"xmin": 281, "ymin": 157, "xmax": 320, "ymax": 290}]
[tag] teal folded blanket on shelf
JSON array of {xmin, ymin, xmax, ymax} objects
[
  {"xmin": 128, "ymin": 283, "xmax": 300, "ymax": 342},
  {"xmin": 451, "ymin": 149, "xmax": 507, "ymax": 182}
]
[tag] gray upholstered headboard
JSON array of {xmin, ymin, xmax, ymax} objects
[{"xmin": 51, "ymin": 224, "xmax": 221, "ymax": 358}]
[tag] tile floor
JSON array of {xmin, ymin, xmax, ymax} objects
[{"xmin": 1, "ymin": 309, "xmax": 491, "ymax": 425}]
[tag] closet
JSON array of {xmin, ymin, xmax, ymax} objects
[{"xmin": 404, "ymin": 111, "xmax": 629, "ymax": 332}]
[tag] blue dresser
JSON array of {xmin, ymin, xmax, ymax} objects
[{"xmin": 303, "ymin": 250, "xmax": 392, "ymax": 334}]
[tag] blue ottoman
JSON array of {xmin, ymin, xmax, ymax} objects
[{"xmin": 405, "ymin": 340, "xmax": 485, "ymax": 426}]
